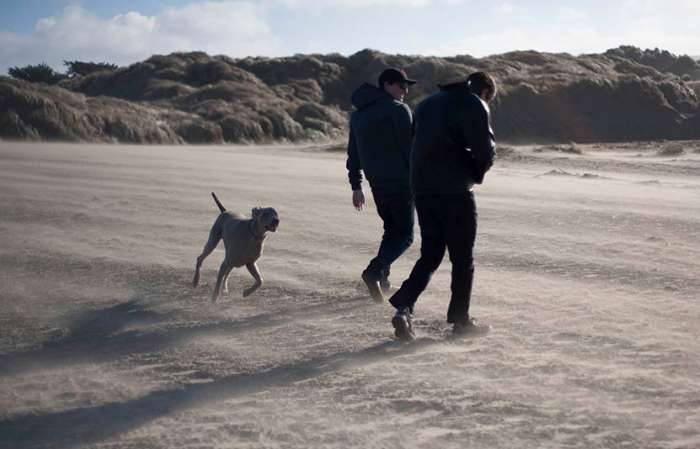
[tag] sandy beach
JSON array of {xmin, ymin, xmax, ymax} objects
[{"xmin": 1, "ymin": 140, "xmax": 698, "ymax": 449}]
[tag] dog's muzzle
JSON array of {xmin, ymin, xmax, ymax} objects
[{"xmin": 267, "ymin": 218, "xmax": 279, "ymax": 232}]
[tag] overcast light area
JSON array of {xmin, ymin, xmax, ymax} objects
[{"xmin": 1, "ymin": 0, "xmax": 699, "ymax": 73}]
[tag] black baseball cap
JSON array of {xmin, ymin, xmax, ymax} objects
[{"xmin": 378, "ymin": 68, "xmax": 417, "ymax": 87}]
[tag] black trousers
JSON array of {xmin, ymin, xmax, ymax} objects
[
  {"xmin": 365, "ymin": 187, "xmax": 415, "ymax": 279},
  {"xmin": 389, "ymin": 192, "xmax": 477, "ymax": 323}
]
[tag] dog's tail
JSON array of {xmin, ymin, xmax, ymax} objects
[{"xmin": 211, "ymin": 192, "xmax": 226, "ymax": 213}]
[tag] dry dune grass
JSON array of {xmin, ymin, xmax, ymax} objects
[
  {"xmin": 3, "ymin": 46, "xmax": 700, "ymax": 144},
  {"xmin": 1, "ymin": 140, "xmax": 699, "ymax": 449}
]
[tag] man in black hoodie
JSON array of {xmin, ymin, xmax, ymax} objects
[
  {"xmin": 389, "ymin": 72, "xmax": 497, "ymax": 340},
  {"xmin": 346, "ymin": 68, "xmax": 416, "ymax": 302}
]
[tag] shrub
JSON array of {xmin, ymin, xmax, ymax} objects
[
  {"xmin": 64, "ymin": 60, "xmax": 118, "ymax": 77},
  {"xmin": 8, "ymin": 63, "xmax": 66, "ymax": 84}
]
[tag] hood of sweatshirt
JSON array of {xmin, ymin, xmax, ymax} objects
[{"xmin": 351, "ymin": 83, "xmax": 391, "ymax": 110}]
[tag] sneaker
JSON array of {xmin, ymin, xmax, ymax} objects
[
  {"xmin": 392, "ymin": 308, "xmax": 415, "ymax": 341},
  {"xmin": 452, "ymin": 317, "xmax": 491, "ymax": 337},
  {"xmin": 362, "ymin": 269, "xmax": 384, "ymax": 302}
]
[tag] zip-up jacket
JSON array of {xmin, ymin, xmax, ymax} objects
[
  {"xmin": 410, "ymin": 81, "xmax": 495, "ymax": 195},
  {"xmin": 346, "ymin": 83, "xmax": 413, "ymax": 192}
]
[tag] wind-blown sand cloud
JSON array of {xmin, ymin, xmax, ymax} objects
[{"xmin": 0, "ymin": 139, "xmax": 699, "ymax": 448}]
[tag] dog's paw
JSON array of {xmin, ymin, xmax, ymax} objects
[
  {"xmin": 242, "ymin": 288, "xmax": 254, "ymax": 297},
  {"xmin": 243, "ymin": 281, "xmax": 261, "ymax": 297}
]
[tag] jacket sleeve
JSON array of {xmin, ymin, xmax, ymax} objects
[
  {"xmin": 346, "ymin": 124, "xmax": 363, "ymax": 190},
  {"xmin": 464, "ymin": 98, "xmax": 495, "ymax": 184},
  {"xmin": 392, "ymin": 103, "xmax": 413, "ymax": 167}
]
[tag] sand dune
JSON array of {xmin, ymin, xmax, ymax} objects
[{"xmin": 1, "ymin": 141, "xmax": 698, "ymax": 449}]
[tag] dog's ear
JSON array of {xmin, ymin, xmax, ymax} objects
[{"xmin": 251, "ymin": 207, "xmax": 261, "ymax": 219}]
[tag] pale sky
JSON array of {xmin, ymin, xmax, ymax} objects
[{"xmin": 1, "ymin": 0, "xmax": 699, "ymax": 74}]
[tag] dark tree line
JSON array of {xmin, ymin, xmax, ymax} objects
[
  {"xmin": 7, "ymin": 60, "xmax": 119, "ymax": 84},
  {"xmin": 64, "ymin": 60, "xmax": 118, "ymax": 77}
]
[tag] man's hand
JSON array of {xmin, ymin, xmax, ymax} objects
[{"xmin": 352, "ymin": 189, "xmax": 365, "ymax": 211}]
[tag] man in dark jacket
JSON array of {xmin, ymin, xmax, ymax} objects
[
  {"xmin": 346, "ymin": 68, "xmax": 416, "ymax": 302},
  {"xmin": 389, "ymin": 71, "xmax": 497, "ymax": 340}
]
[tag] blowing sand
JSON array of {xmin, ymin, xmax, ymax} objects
[{"xmin": 1, "ymin": 141, "xmax": 698, "ymax": 449}]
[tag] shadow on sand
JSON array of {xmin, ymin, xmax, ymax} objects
[
  {"xmin": 0, "ymin": 293, "xmax": 371, "ymax": 376},
  {"xmin": 0, "ymin": 335, "xmax": 441, "ymax": 449},
  {"xmin": 0, "ymin": 260, "xmax": 436, "ymax": 448}
]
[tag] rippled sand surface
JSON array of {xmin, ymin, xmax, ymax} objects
[{"xmin": 1, "ymin": 141, "xmax": 698, "ymax": 449}]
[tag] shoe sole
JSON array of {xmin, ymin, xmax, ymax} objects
[{"xmin": 392, "ymin": 315, "xmax": 415, "ymax": 341}]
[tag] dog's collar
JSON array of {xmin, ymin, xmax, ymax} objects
[{"xmin": 248, "ymin": 220, "xmax": 266, "ymax": 241}]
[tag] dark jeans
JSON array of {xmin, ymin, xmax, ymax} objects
[
  {"xmin": 365, "ymin": 187, "xmax": 415, "ymax": 279},
  {"xmin": 389, "ymin": 192, "xmax": 477, "ymax": 323}
]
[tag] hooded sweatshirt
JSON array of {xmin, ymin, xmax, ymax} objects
[
  {"xmin": 346, "ymin": 83, "xmax": 413, "ymax": 192},
  {"xmin": 410, "ymin": 81, "xmax": 495, "ymax": 195}
]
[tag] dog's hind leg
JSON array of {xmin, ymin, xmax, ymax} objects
[
  {"xmin": 242, "ymin": 262, "xmax": 263, "ymax": 297},
  {"xmin": 193, "ymin": 216, "xmax": 223, "ymax": 288}
]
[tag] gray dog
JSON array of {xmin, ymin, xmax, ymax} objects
[{"xmin": 193, "ymin": 192, "xmax": 279, "ymax": 301}]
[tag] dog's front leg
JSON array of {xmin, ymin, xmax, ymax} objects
[
  {"xmin": 242, "ymin": 262, "xmax": 263, "ymax": 297},
  {"xmin": 213, "ymin": 260, "xmax": 233, "ymax": 302},
  {"xmin": 222, "ymin": 263, "xmax": 237, "ymax": 295}
]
